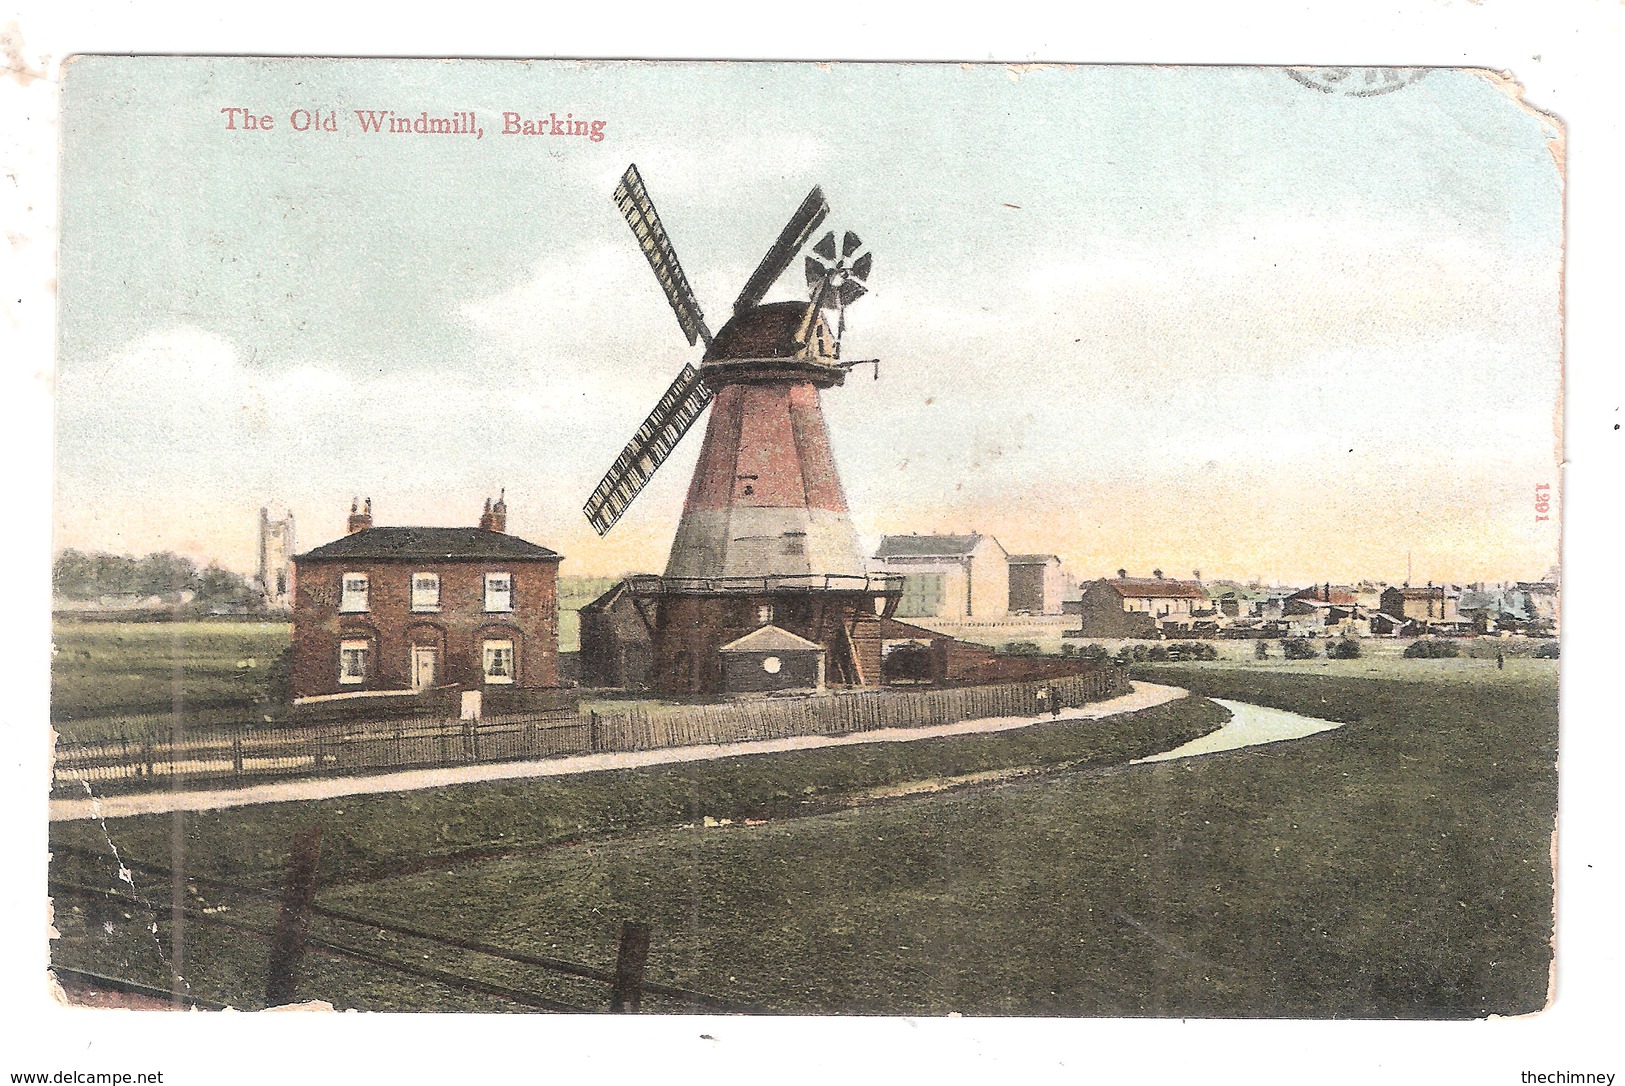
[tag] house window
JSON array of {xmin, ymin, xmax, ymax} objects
[
  {"xmin": 339, "ymin": 573, "xmax": 369, "ymax": 613},
  {"xmin": 483, "ymin": 639, "xmax": 516, "ymax": 684},
  {"xmin": 411, "ymin": 572, "xmax": 441, "ymax": 612},
  {"xmin": 484, "ymin": 572, "xmax": 513, "ymax": 612},
  {"xmin": 339, "ymin": 639, "xmax": 369, "ymax": 684}
]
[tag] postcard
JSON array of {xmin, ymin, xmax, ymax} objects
[{"xmin": 45, "ymin": 56, "xmax": 1562, "ymax": 1023}]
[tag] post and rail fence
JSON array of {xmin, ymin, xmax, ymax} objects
[
  {"xmin": 52, "ymin": 667, "xmax": 1128, "ymax": 795},
  {"xmin": 50, "ymin": 840, "xmax": 740, "ymax": 1013}
]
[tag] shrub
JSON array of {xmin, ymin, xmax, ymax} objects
[
  {"xmin": 1147, "ymin": 645, "xmax": 1170, "ymax": 661},
  {"xmin": 1164, "ymin": 642, "xmax": 1218, "ymax": 662},
  {"xmin": 1533, "ymin": 642, "xmax": 1560, "ymax": 659},
  {"xmin": 1326, "ymin": 638, "xmax": 1363, "ymax": 660},
  {"xmin": 1078, "ymin": 644, "xmax": 1110, "ymax": 663},
  {"xmin": 1132, "ymin": 645, "xmax": 1150, "ymax": 662},
  {"xmin": 1281, "ymin": 638, "xmax": 1318, "ymax": 660},
  {"xmin": 1113, "ymin": 647, "xmax": 1135, "ymax": 666},
  {"xmin": 261, "ymin": 646, "xmax": 293, "ymax": 712},
  {"xmin": 1253, "ymin": 639, "xmax": 1270, "ymax": 659},
  {"xmin": 1002, "ymin": 641, "xmax": 1042, "ymax": 656},
  {"xmin": 1060, "ymin": 643, "xmax": 1077, "ymax": 657},
  {"xmin": 1403, "ymin": 639, "xmax": 1461, "ymax": 659}
]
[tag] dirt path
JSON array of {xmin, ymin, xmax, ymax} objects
[{"xmin": 50, "ymin": 682, "xmax": 1189, "ymax": 822}]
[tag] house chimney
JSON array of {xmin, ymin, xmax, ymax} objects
[
  {"xmin": 1117, "ymin": 568, "xmax": 1127, "ymax": 580},
  {"xmin": 1324, "ymin": 581, "xmax": 1331, "ymax": 602},
  {"xmin": 347, "ymin": 496, "xmax": 373, "ymax": 534},
  {"xmin": 478, "ymin": 496, "xmax": 494, "ymax": 532},
  {"xmin": 1193, "ymin": 570, "xmax": 1202, "ymax": 583},
  {"xmin": 1153, "ymin": 569, "xmax": 1164, "ymax": 580},
  {"xmin": 491, "ymin": 488, "xmax": 507, "ymax": 534}
]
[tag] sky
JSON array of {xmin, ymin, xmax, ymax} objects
[{"xmin": 53, "ymin": 59, "xmax": 1563, "ymax": 585}]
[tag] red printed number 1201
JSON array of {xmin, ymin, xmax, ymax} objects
[{"xmin": 1535, "ymin": 483, "xmax": 1551, "ymax": 523}]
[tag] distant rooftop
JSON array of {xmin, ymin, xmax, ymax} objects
[
  {"xmin": 1101, "ymin": 577, "xmax": 1208, "ymax": 600},
  {"xmin": 875, "ymin": 533, "xmax": 987, "ymax": 558},
  {"xmin": 1007, "ymin": 554, "xmax": 1060, "ymax": 565}
]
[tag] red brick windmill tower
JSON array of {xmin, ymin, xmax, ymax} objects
[{"xmin": 584, "ymin": 164, "xmax": 899, "ymax": 693}]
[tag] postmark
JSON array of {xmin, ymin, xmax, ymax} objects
[{"xmin": 1285, "ymin": 66, "xmax": 1430, "ymax": 96}]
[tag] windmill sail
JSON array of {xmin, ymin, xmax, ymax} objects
[
  {"xmin": 583, "ymin": 364, "xmax": 713, "ymax": 535},
  {"xmin": 733, "ymin": 186, "xmax": 830, "ymax": 316},
  {"xmin": 613, "ymin": 164, "xmax": 712, "ymax": 347}
]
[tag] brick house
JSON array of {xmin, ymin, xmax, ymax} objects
[
  {"xmin": 290, "ymin": 496, "xmax": 563, "ymax": 714},
  {"xmin": 1379, "ymin": 583, "xmax": 1461, "ymax": 627}
]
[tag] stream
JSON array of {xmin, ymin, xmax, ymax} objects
[{"xmin": 1132, "ymin": 697, "xmax": 1345, "ymax": 764}]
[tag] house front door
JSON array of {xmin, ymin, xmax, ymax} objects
[{"xmin": 411, "ymin": 647, "xmax": 438, "ymax": 691}]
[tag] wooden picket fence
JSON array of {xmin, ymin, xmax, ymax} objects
[{"xmin": 52, "ymin": 667, "xmax": 1128, "ymax": 794}]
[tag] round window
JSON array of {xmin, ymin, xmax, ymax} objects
[{"xmin": 762, "ymin": 655, "xmax": 782, "ymax": 674}]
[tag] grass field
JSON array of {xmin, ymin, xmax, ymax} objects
[
  {"xmin": 49, "ymin": 658, "xmax": 1557, "ymax": 1016},
  {"xmin": 49, "ymin": 693, "xmax": 1227, "ymax": 1010},
  {"xmin": 50, "ymin": 621, "xmax": 292, "ymax": 734},
  {"xmin": 922, "ymin": 618, "xmax": 1558, "ymax": 663}
]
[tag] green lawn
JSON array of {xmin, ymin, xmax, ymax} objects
[{"xmin": 50, "ymin": 664, "xmax": 1557, "ymax": 1018}]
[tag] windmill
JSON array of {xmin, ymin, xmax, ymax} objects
[{"xmin": 582, "ymin": 164, "xmax": 896, "ymax": 694}]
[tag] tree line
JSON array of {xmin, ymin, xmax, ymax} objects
[{"xmin": 53, "ymin": 548, "xmax": 255, "ymax": 604}]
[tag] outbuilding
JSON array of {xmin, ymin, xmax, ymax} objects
[{"xmin": 717, "ymin": 625, "xmax": 826, "ymax": 693}]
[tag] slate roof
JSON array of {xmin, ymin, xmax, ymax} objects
[
  {"xmin": 1102, "ymin": 577, "xmax": 1209, "ymax": 600},
  {"xmin": 718, "ymin": 624, "xmax": 824, "ymax": 653},
  {"xmin": 1391, "ymin": 585, "xmax": 1452, "ymax": 600},
  {"xmin": 1007, "ymin": 553, "xmax": 1060, "ymax": 565},
  {"xmin": 1290, "ymin": 586, "xmax": 1359, "ymax": 606},
  {"xmin": 297, "ymin": 527, "xmax": 561, "ymax": 563},
  {"xmin": 874, "ymin": 533, "xmax": 984, "ymax": 558}
]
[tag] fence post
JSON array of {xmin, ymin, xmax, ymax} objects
[
  {"xmin": 609, "ymin": 920, "xmax": 651, "ymax": 1013},
  {"xmin": 589, "ymin": 711, "xmax": 600, "ymax": 752},
  {"xmin": 232, "ymin": 738, "xmax": 244, "ymax": 783},
  {"xmin": 265, "ymin": 826, "xmax": 323, "ymax": 1007}
]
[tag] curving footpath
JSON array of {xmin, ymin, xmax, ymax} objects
[{"xmin": 49, "ymin": 682, "xmax": 1190, "ymax": 822}]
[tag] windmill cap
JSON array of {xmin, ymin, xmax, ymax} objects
[
  {"xmin": 704, "ymin": 301, "xmax": 834, "ymax": 364},
  {"xmin": 701, "ymin": 301, "xmax": 846, "ymax": 389}
]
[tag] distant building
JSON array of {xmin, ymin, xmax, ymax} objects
[
  {"xmin": 256, "ymin": 507, "xmax": 297, "ymax": 611},
  {"xmin": 1379, "ymin": 583, "xmax": 1461, "ymax": 627},
  {"xmin": 871, "ymin": 533, "xmax": 1010, "ymax": 619},
  {"xmin": 1007, "ymin": 554, "xmax": 1064, "ymax": 615},
  {"xmin": 1283, "ymin": 584, "xmax": 1366, "ymax": 635},
  {"xmin": 1073, "ymin": 570, "xmax": 1210, "ymax": 638},
  {"xmin": 1514, "ymin": 580, "xmax": 1560, "ymax": 629},
  {"xmin": 1205, "ymin": 581, "xmax": 1269, "ymax": 619},
  {"xmin": 290, "ymin": 494, "xmax": 563, "ymax": 715},
  {"xmin": 1368, "ymin": 611, "xmax": 1415, "ymax": 637}
]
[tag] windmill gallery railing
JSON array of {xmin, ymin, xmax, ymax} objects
[
  {"xmin": 52, "ymin": 668, "xmax": 1128, "ymax": 794},
  {"xmin": 622, "ymin": 572, "xmax": 905, "ymax": 596}
]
